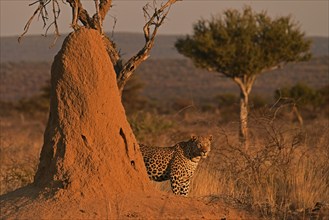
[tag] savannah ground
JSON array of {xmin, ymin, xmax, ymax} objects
[{"xmin": 1, "ymin": 36, "xmax": 329, "ymax": 218}]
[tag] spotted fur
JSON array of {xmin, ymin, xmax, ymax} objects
[{"xmin": 140, "ymin": 135, "xmax": 212, "ymax": 196}]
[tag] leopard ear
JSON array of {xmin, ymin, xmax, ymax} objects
[
  {"xmin": 191, "ymin": 134, "xmax": 197, "ymax": 141},
  {"xmin": 209, "ymin": 135, "xmax": 213, "ymax": 141}
]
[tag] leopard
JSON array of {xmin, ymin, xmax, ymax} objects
[{"xmin": 139, "ymin": 135, "xmax": 212, "ymax": 196}]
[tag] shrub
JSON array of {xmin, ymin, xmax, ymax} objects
[
  {"xmin": 8, "ymin": 81, "xmax": 51, "ymax": 116},
  {"xmin": 0, "ymin": 101, "xmax": 16, "ymax": 116},
  {"xmin": 122, "ymin": 75, "xmax": 149, "ymax": 113},
  {"xmin": 0, "ymin": 159, "xmax": 37, "ymax": 195},
  {"xmin": 275, "ymin": 83, "xmax": 328, "ymax": 110},
  {"xmin": 249, "ymin": 94, "xmax": 267, "ymax": 109},
  {"xmin": 128, "ymin": 111, "xmax": 175, "ymax": 144},
  {"xmin": 214, "ymin": 93, "xmax": 238, "ymax": 107}
]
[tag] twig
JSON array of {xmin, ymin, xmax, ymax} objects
[
  {"xmin": 117, "ymin": 0, "xmax": 180, "ymax": 93},
  {"xmin": 50, "ymin": 0, "xmax": 61, "ymax": 47},
  {"xmin": 94, "ymin": 0, "xmax": 103, "ymax": 34},
  {"xmin": 110, "ymin": 15, "xmax": 117, "ymax": 38},
  {"xmin": 18, "ymin": 0, "xmax": 61, "ymax": 46},
  {"xmin": 18, "ymin": 4, "xmax": 43, "ymax": 43}
]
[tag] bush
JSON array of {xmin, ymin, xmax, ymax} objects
[
  {"xmin": 0, "ymin": 101, "xmax": 16, "ymax": 116},
  {"xmin": 1, "ymin": 81, "xmax": 51, "ymax": 116},
  {"xmin": 122, "ymin": 75, "xmax": 149, "ymax": 113},
  {"xmin": 250, "ymin": 94, "xmax": 267, "ymax": 109},
  {"xmin": 275, "ymin": 83, "xmax": 328, "ymax": 110},
  {"xmin": 128, "ymin": 111, "xmax": 175, "ymax": 144},
  {"xmin": 214, "ymin": 93, "xmax": 238, "ymax": 107}
]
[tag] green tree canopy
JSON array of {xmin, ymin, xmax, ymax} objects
[{"xmin": 176, "ymin": 6, "xmax": 311, "ymax": 78}]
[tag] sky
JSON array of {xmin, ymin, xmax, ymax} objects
[{"xmin": 0, "ymin": 0, "xmax": 328, "ymax": 37}]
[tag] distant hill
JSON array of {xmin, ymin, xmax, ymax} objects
[
  {"xmin": 309, "ymin": 36, "xmax": 329, "ymax": 57},
  {"xmin": 0, "ymin": 32, "xmax": 327, "ymax": 62},
  {"xmin": 0, "ymin": 32, "xmax": 183, "ymax": 62},
  {"xmin": 1, "ymin": 57, "xmax": 328, "ymax": 103}
]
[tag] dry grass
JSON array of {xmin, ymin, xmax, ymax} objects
[
  {"xmin": 0, "ymin": 116, "xmax": 43, "ymax": 195},
  {"xmin": 188, "ymin": 112, "xmax": 329, "ymax": 219}
]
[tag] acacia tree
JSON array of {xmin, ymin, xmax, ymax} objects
[
  {"xmin": 19, "ymin": 0, "xmax": 179, "ymax": 94},
  {"xmin": 175, "ymin": 6, "xmax": 311, "ymax": 148}
]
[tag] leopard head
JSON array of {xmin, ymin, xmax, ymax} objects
[{"xmin": 189, "ymin": 135, "xmax": 212, "ymax": 160}]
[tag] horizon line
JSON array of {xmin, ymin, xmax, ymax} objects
[{"xmin": 1, "ymin": 31, "xmax": 328, "ymax": 39}]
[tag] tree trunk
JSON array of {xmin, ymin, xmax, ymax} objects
[
  {"xmin": 292, "ymin": 105, "xmax": 304, "ymax": 127},
  {"xmin": 239, "ymin": 90, "xmax": 249, "ymax": 149},
  {"xmin": 233, "ymin": 76, "xmax": 255, "ymax": 149}
]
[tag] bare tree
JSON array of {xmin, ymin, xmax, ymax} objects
[{"xmin": 19, "ymin": 0, "xmax": 180, "ymax": 94}]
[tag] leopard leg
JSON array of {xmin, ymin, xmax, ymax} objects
[
  {"xmin": 170, "ymin": 176, "xmax": 190, "ymax": 196},
  {"xmin": 179, "ymin": 179, "xmax": 190, "ymax": 196},
  {"xmin": 170, "ymin": 175, "xmax": 180, "ymax": 195}
]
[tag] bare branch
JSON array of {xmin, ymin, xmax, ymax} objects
[
  {"xmin": 260, "ymin": 64, "xmax": 282, "ymax": 74},
  {"xmin": 91, "ymin": 0, "xmax": 112, "ymax": 33},
  {"xmin": 18, "ymin": 0, "xmax": 61, "ymax": 45},
  {"xmin": 65, "ymin": 0, "xmax": 111, "ymax": 32},
  {"xmin": 41, "ymin": 0, "xmax": 61, "ymax": 47},
  {"xmin": 66, "ymin": 0, "xmax": 93, "ymax": 28},
  {"xmin": 116, "ymin": 0, "xmax": 180, "ymax": 94},
  {"xmin": 109, "ymin": 15, "xmax": 117, "ymax": 38},
  {"xmin": 51, "ymin": 0, "xmax": 61, "ymax": 46},
  {"xmin": 233, "ymin": 77, "xmax": 247, "ymax": 96},
  {"xmin": 38, "ymin": 1, "xmax": 49, "ymax": 28},
  {"xmin": 94, "ymin": 0, "xmax": 103, "ymax": 34},
  {"xmin": 98, "ymin": 0, "xmax": 112, "ymax": 22}
]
